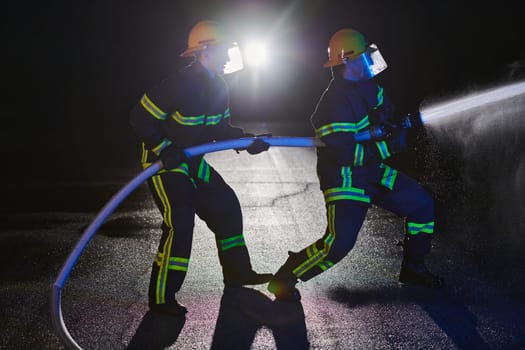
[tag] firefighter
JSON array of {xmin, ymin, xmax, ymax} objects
[
  {"xmin": 129, "ymin": 20, "xmax": 272, "ymax": 316},
  {"xmin": 268, "ymin": 28, "xmax": 444, "ymax": 301}
]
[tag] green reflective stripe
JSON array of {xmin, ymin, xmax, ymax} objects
[
  {"xmin": 341, "ymin": 166, "xmax": 352, "ymax": 187},
  {"xmin": 376, "ymin": 141, "xmax": 391, "ymax": 159},
  {"xmin": 219, "ymin": 234, "xmax": 246, "ymax": 251},
  {"xmin": 380, "ymin": 164, "xmax": 398, "ymax": 190},
  {"xmin": 315, "ymin": 116, "xmax": 370, "ymax": 137},
  {"xmin": 293, "ymin": 205, "xmax": 336, "ymax": 277},
  {"xmin": 151, "ymin": 175, "xmax": 174, "ymax": 304},
  {"xmin": 155, "ymin": 254, "xmax": 189, "ymax": 272},
  {"xmin": 317, "ymin": 260, "xmax": 334, "ymax": 271},
  {"xmin": 152, "ymin": 138, "xmax": 172, "ymax": 156},
  {"xmin": 376, "ymin": 86, "xmax": 384, "ymax": 107},
  {"xmin": 324, "ymin": 187, "xmax": 370, "ymax": 204},
  {"xmin": 206, "ymin": 114, "xmax": 222, "ymax": 125},
  {"xmin": 171, "ymin": 111, "xmax": 206, "ymax": 126},
  {"xmin": 324, "ymin": 233, "xmax": 335, "ymax": 247},
  {"xmin": 354, "ymin": 143, "xmax": 364, "ymax": 166},
  {"xmin": 407, "ymin": 221, "xmax": 435, "ymax": 235},
  {"xmin": 198, "ymin": 159, "xmax": 211, "ymax": 183},
  {"xmin": 141, "ymin": 94, "xmax": 167, "ymax": 120},
  {"xmin": 224, "ymin": 107, "xmax": 231, "ymax": 119}
]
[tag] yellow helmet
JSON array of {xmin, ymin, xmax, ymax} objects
[
  {"xmin": 323, "ymin": 29, "xmax": 368, "ymax": 68},
  {"xmin": 180, "ymin": 20, "xmax": 231, "ymax": 57}
]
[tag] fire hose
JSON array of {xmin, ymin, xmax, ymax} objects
[{"xmin": 50, "ymin": 136, "xmax": 324, "ymax": 349}]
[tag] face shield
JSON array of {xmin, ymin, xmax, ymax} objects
[
  {"xmin": 344, "ymin": 44, "xmax": 387, "ymax": 81},
  {"xmin": 223, "ymin": 44, "xmax": 244, "ymax": 74}
]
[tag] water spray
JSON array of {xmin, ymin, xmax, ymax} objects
[{"xmin": 420, "ymin": 80, "xmax": 525, "ymax": 125}]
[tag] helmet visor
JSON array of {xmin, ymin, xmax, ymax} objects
[
  {"xmin": 223, "ymin": 44, "xmax": 244, "ymax": 74},
  {"xmin": 346, "ymin": 44, "xmax": 387, "ymax": 80}
]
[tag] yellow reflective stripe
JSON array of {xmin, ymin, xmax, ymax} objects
[
  {"xmin": 315, "ymin": 116, "xmax": 370, "ymax": 138},
  {"xmin": 293, "ymin": 205, "xmax": 336, "ymax": 277},
  {"xmin": 407, "ymin": 221, "xmax": 435, "ymax": 235},
  {"xmin": 306, "ymin": 242, "xmax": 319, "ymax": 258},
  {"xmin": 151, "ymin": 138, "xmax": 172, "ymax": 156},
  {"xmin": 380, "ymin": 164, "xmax": 398, "ymax": 190},
  {"xmin": 151, "ymin": 175, "xmax": 173, "ymax": 303},
  {"xmin": 140, "ymin": 94, "xmax": 167, "ymax": 120},
  {"xmin": 155, "ymin": 253, "xmax": 189, "ymax": 271},
  {"xmin": 376, "ymin": 141, "xmax": 391, "ymax": 159},
  {"xmin": 171, "ymin": 111, "xmax": 206, "ymax": 126},
  {"xmin": 140, "ymin": 143, "xmax": 149, "ymax": 163},
  {"xmin": 324, "ymin": 187, "xmax": 370, "ymax": 204},
  {"xmin": 224, "ymin": 107, "xmax": 230, "ymax": 119}
]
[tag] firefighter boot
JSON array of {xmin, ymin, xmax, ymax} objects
[
  {"xmin": 399, "ymin": 237, "xmax": 444, "ymax": 288},
  {"xmin": 219, "ymin": 245, "xmax": 273, "ymax": 287},
  {"xmin": 268, "ymin": 251, "xmax": 302, "ymax": 302},
  {"xmin": 149, "ymin": 299, "xmax": 187, "ymax": 317},
  {"xmin": 399, "ymin": 259, "xmax": 444, "ymax": 288}
]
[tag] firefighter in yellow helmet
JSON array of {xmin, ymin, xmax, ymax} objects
[
  {"xmin": 268, "ymin": 28, "xmax": 443, "ymax": 301},
  {"xmin": 129, "ymin": 20, "xmax": 272, "ymax": 316}
]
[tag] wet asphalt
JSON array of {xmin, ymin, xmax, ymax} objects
[{"xmin": 1, "ymin": 116, "xmax": 524, "ymax": 349}]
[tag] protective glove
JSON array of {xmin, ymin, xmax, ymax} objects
[
  {"xmin": 159, "ymin": 145, "xmax": 188, "ymax": 170},
  {"xmin": 235, "ymin": 133, "xmax": 271, "ymax": 154},
  {"xmin": 246, "ymin": 137, "xmax": 271, "ymax": 155},
  {"xmin": 400, "ymin": 111, "xmax": 423, "ymax": 129},
  {"xmin": 354, "ymin": 125, "xmax": 390, "ymax": 142}
]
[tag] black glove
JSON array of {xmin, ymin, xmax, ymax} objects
[
  {"xmin": 399, "ymin": 111, "xmax": 423, "ymax": 129},
  {"xmin": 246, "ymin": 137, "xmax": 270, "ymax": 155},
  {"xmin": 159, "ymin": 145, "xmax": 187, "ymax": 170}
]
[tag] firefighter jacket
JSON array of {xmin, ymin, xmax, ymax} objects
[
  {"xmin": 129, "ymin": 61, "xmax": 246, "ymax": 176},
  {"xmin": 311, "ymin": 76, "xmax": 408, "ymax": 199}
]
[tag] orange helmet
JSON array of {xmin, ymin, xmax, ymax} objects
[
  {"xmin": 180, "ymin": 20, "xmax": 232, "ymax": 57},
  {"xmin": 324, "ymin": 29, "xmax": 368, "ymax": 68}
]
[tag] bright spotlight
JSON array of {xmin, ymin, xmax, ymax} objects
[{"xmin": 244, "ymin": 41, "xmax": 268, "ymax": 67}]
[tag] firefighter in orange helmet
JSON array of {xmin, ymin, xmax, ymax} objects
[
  {"xmin": 130, "ymin": 20, "xmax": 272, "ymax": 316},
  {"xmin": 268, "ymin": 28, "xmax": 444, "ymax": 301}
]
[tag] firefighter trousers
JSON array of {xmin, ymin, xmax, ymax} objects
[
  {"xmin": 289, "ymin": 170, "xmax": 435, "ymax": 282},
  {"xmin": 146, "ymin": 164, "xmax": 255, "ymax": 305}
]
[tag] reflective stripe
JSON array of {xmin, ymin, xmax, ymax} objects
[
  {"xmin": 140, "ymin": 94, "xmax": 167, "ymax": 120},
  {"xmin": 171, "ymin": 111, "xmax": 206, "ymax": 126},
  {"xmin": 317, "ymin": 260, "xmax": 334, "ymax": 271},
  {"xmin": 155, "ymin": 253, "xmax": 189, "ymax": 272},
  {"xmin": 219, "ymin": 234, "xmax": 246, "ymax": 251},
  {"xmin": 293, "ymin": 205, "xmax": 336, "ymax": 277},
  {"xmin": 151, "ymin": 138, "xmax": 172, "ymax": 156},
  {"xmin": 140, "ymin": 143, "xmax": 149, "ymax": 163},
  {"xmin": 376, "ymin": 141, "xmax": 391, "ymax": 160},
  {"xmin": 407, "ymin": 221, "xmax": 435, "ymax": 235},
  {"xmin": 198, "ymin": 159, "xmax": 211, "ymax": 183},
  {"xmin": 341, "ymin": 166, "xmax": 352, "ymax": 187},
  {"xmin": 380, "ymin": 164, "xmax": 398, "ymax": 190},
  {"xmin": 354, "ymin": 143, "xmax": 364, "ymax": 166},
  {"xmin": 223, "ymin": 107, "xmax": 230, "ymax": 119},
  {"xmin": 324, "ymin": 186, "xmax": 370, "ymax": 204},
  {"xmin": 151, "ymin": 175, "xmax": 173, "ymax": 304},
  {"xmin": 315, "ymin": 116, "xmax": 370, "ymax": 138},
  {"xmin": 376, "ymin": 86, "xmax": 384, "ymax": 107},
  {"xmin": 206, "ymin": 114, "xmax": 222, "ymax": 125}
]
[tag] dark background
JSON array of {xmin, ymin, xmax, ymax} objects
[{"xmin": 4, "ymin": 0, "xmax": 525, "ymax": 182}]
